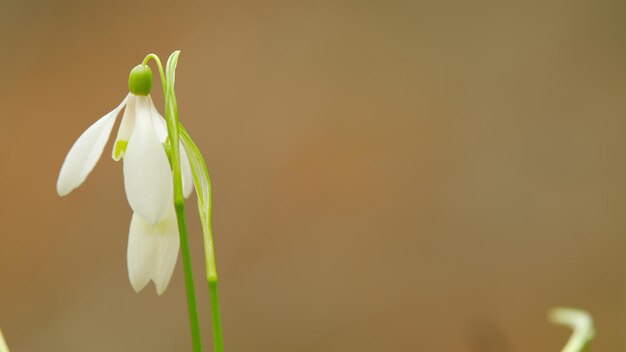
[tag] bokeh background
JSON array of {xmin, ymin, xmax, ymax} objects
[{"xmin": 1, "ymin": 0, "xmax": 625, "ymax": 351}]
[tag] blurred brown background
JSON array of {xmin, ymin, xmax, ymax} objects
[{"xmin": 1, "ymin": 0, "xmax": 625, "ymax": 351}]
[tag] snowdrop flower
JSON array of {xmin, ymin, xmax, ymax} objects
[{"xmin": 56, "ymin": 65, "xmax": 193, "ymax": 294}]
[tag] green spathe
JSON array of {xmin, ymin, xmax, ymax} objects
[{"xmin": 128, "ymin": 65, "xmax": 152, "ymax": 96}]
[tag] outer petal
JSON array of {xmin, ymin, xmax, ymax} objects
[
  {"xmin": 149, "ymin": 96, "xmax": 194, "ymax": 198},
  {"xmin": 123, "ymin": 96, "xmax": 173, "ymax": 224},
  {"xmin": 127, "ymin": 213, "xmax": 153, "ymax": 292},
  {"xmin": 112, "ymin": 95, "xmax": 136, "ymax": 161},
  {"xmin": 56, "ymin": 96, "xmax": 127, "ymax": 196},
  {"xmin": 180, "ymin": 142, "xmax": 194, "ymax": 198},
  {"xmin": 127, "ymin": 205, "xmax": 179, "ymax": 295}
]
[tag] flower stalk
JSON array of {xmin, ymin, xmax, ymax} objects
[
  {"xmin": 142, "ymin": 52, "xmax": 202, "ymax": 352},
  {"xmin": 144, "ymin": 52, "xmax": 224, "ymax": 352}
]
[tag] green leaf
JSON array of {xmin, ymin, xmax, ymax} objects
[
  {"xmin": 178, "ymin": 124, "xmax": 211, "ymax": 221},
  {"xmin": 0, "ymin": 326, "xmax": 9, "ymax": 352},
  {"xmin": 166, "ymin": 51, "xmax": 180, "ymax": 96},
  {"xmin": 548, "ymin": 307, "xmax": 595, "ymax": 352}
]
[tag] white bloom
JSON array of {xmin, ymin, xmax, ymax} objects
[{"xmin": 56, "ymin": 91, "xmax": 193, "ymax": 294}]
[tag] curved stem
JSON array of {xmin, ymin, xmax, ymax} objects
[
  {"xmin": 146, "ymin": 53, "xmax": 203, "ymax": 352},
  {"xmin": 142, "ymin": 54, "xmax": 166, "ymax": 94},
  {"xmin": 148, "ymin": 51, "xmax": 225, "ymax": 352}
]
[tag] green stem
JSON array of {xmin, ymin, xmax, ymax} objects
[
  {"xmin": 202, "ymin": 203, "xmax": 223, "ymax": 352},
  {"xmin": 174, "ymin": 201, "xmax": 203, "ymax": 352},
  {"xmin": 142, "ymin": 54, "xmax": 166, "ymax": 93},
  {"xmin": 202, "ymin": 172, "xmax": 223, "ymax": 352},
  {"xmin": 146, "ymin": 51, "xmax": 225, "ymax": 352},
  {"xmin": 208, "ymin": 281, "xmax": 224, "ymax": 352},
  {"xmin": 179, "ymin": 123, "xmax": 224, "ymax": 352},
  {"xmin": 144, "ymin": 53, "xmax": 203, "ymax": 352}
]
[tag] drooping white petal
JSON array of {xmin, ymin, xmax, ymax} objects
[
  {"xmin": 56, "ymin": 96, "xmax": 128, "ymax": 196},
  {"xmin": 149, "ymin": 96, "xmax": 194, "ymax": 198},
  {"xmin": 111, "ymin": 95, "xmax": 136, "ymax": 161},
  {"xmin": 152, "ymin": 208, "xmax": 181, "ymax": 294},
  {"xmin": 127, "ymin": 213, "xmax": 153, "ymax": 293},
  {"xmin": 127, "ymin": 205, "xmax": 180, "ymax": 295},
  {"xmin": 180, "ymin": 142, "xmax": 194, "ymax": 198},
  {"xmin": 123, "ymin": 96, "xmax": 173, "ymax": 224}
]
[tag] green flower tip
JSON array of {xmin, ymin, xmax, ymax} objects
[{"xmin": 128, "ymin": 64, "xmax": 152, "ymax": 96}]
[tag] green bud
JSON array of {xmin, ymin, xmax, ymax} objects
[{"xmin": 128, "ymin": 64, "xmax": 152, "ymax": 95}]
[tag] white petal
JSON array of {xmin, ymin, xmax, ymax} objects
[
  {"xmin": 152, "ymin": 207, "xmax": 180, "ymax": 294},
  {"xmin": 180, "ymin": 142, "xmax": 194, "ymax": 198},
  {"xmin": 149, "ymin": 96, "xmax": 168, "ymax": 143},
  {"xmin": 127, "ymin": 206, "xmax": 179, "ymax": 294},
  {"xmin": 123, "ymin": 96, "xmax": 173, "ymax": 224},
  {"xmin": 111, "ymin": 95, "xmax": 136, "ymax": 161},
  {"xmin": 127, "ymin": 213, "xmax": 153, "ymax": 293},
  {"xmin": 56, "ymin": 96, "xmax": 127, "ymax": 196}
]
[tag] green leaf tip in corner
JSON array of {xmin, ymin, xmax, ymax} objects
[
  {"xmin": 0, "ymin": 326, "xmax": 10, "ymax": 352},
  {"xmin": 548, "ymin": 307, "xmax": 595, "ymax": 352}
]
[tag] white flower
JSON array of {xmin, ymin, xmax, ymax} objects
[{"xmin": 56, "ymin": 77, "xmax": 193, "ymax": 294}]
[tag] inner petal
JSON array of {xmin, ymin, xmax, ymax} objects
[{"xmin": 112, "ymin": 95, "xmax": 137, "ymax": 161}]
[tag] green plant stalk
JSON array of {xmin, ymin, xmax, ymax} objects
[
  {"xmin": 144, "ymin": 53, "xmax": 203, "ymax": 352},
  {"xmin": 204, "ymin": 220, "xmax": 223, "ymax": 352},
  {"xmin": 179, "ymin": 124, "xmax": 224, "ymax": 352},
  {"xmin": 174, "ymin": 199, "xmax": 203, "ymax": 352},
  {"xmin": 164, "ymin": 49, "xmax": 224, "ymax": 352}
]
